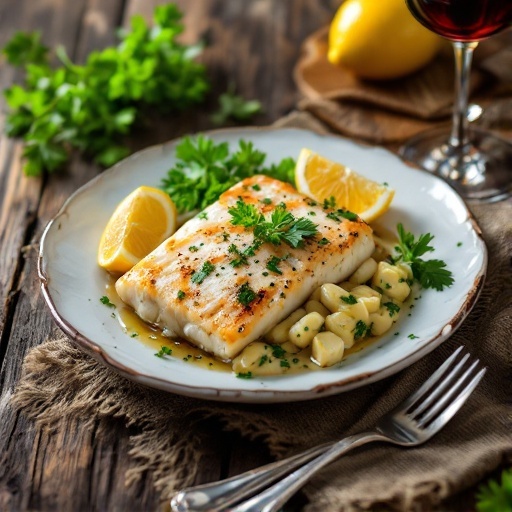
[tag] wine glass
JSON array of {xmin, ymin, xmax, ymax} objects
[{"xmin": 400, "ymin": 0, "xmax": 512, "ymax": 201}]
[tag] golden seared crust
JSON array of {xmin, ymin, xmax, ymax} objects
[{"xmin": 116, "ymin": 175, "xmax": 374, "ymax": 359}]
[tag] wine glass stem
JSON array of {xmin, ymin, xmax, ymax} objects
[{"xmin": 449, "ymin": 41, "xmax": 478, "ymax": 148}]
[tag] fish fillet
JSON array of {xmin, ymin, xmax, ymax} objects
[{"xmin": 116, "ymin": 175, "xmax": 374, "ymax": 360}]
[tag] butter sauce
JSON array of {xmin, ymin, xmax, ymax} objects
[{"xmin": 105, "ymin": 279, "xmax": 386, "ymax": 377}]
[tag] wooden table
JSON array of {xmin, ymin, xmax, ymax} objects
[{"xmin": 0, "ymin": 1, "xmax": 495, "ymax": 510}]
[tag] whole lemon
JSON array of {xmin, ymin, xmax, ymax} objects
[{"xmin": 328, "ymin": 0, "xmax": 442, "ymax": 80}]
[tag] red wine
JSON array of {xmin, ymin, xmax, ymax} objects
[{"xmin": 405, "ymin": 0, "xmax": 512, "ymax": 41}]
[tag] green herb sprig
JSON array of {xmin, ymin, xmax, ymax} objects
[
  {"xmin": 3, "ymin": 4, "xmax": 209, "ymax": 176},
  {"xmin": 161, "ymin": 136, "xmax": 295, "ymax": 213},
  {"xmin": 228, "ymin": 200, "xmax": 318, "ymax": 249},
  {"xmin": 392, "ymin": 223, "xmax": 454, "ymax": 291},
  {"xmin": 476, "ymin": 468, "xmax": 512, "ymax": 512},
  {"xmin": 211, "ymin": 90, "xmax": 262, "ymax": 125}
]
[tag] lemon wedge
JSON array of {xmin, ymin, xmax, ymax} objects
[
  {"xmin": 295, "ymin": 148, "xmax": 394, "ymax": 223},
  {"xmin": 328, "ymin": 0, "xmax": 442, "ymax": 80},
  {"xmin": 98, "ymin": 186, "xmax": 177, "ymax": 274}
]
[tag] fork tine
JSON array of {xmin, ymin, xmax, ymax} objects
[
  {"xmin": 397, "ymin": 346, "xmax": 464, "ymax": 412},
  {"xmin": 410, "ymin": 353, "xmax": 470, "ymax": 418},
  {"xmin": 423, "ymin": 367, "xmax": 486, "ymax": 434},
  {"xmin": 416, "ymin": 359, "xmax": 481, "ymax": 427}
]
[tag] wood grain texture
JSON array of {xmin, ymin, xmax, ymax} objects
[{"xmin": 0, "ymin": 1, "xmax": 492, "ymax": 511}]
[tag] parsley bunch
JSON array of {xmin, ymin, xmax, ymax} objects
[
  {"xmin": 392, "ymin": 223, "xmax": 454, "ymax": 291},
  {"xmin": 161, "ymin": 135, "xmax": 295, "ymax": 213},
  {"xmin": 3, "ymin": 4, "xmax": 209, "ymax": 176}
]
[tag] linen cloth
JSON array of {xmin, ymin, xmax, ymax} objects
[{"xmin": 9, "ymin": 112, "xmax": 512, "ymax": 511}]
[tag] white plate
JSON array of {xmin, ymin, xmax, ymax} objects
[{"xmin": 39, "ymin": 128, "xmax": 487, "ymax": 403}]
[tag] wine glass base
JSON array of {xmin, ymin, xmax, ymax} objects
[{"xmin": 399, "ymin": 127, "xmax": 512, "ymax": 202}]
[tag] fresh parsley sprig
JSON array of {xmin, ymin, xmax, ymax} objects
[
  {"xmin": 392, "ymin": 223, "xmax": 454, "ymax": 291},
  {"xmin": 228, "ymin": 200, "xmax": 318, "ymax": 249},
  {"xmin": 161, "ymin": 136, "xmax": 295, "ymax": 213},
  {"xmin": 211, "ymin": 90, "xmax": 262, "ymax": 125},
  {"xmin": 3, "ymin": 4, "xmax": 209, "ymax": 176},
  {"xmin": 476, "ymin": 468, "xmax": 512, "ymax": 512}
]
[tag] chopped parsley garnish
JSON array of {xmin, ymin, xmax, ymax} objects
[
  {"xmin": 261, "ymin": 197, "xmax": 272, "ymax": 205},
  {"xmin": 228, "ymin": 242, "xmax": 261, "ymax": 267},
  {"xmin": 327, "ymin": 209, "xmax": 358, "ymax": 222},
  {"xmin": 189, "ymin": 245, "xmax": 199, "ymax": 252},
  {"xmin": 270, "ymin": 344, "xmax": 286, "ymax": 359},
  {"xmin": 392, "ymin": 223, "xmax": 454, "ymax": 291},
  {"xmin": 318, "ymin": 237, "xmax": 330, "ymax": 246},
  {"xmin": 237, "ymin": 282, "xmax": 257, "ymax": 307},
  {"xmin": 228, "ymin": 199, "xmax": 318, "ymax": 249},
  {"xmin": 323, "ymin": 196, "xmax": 337, "ymax": 209},
  {"xmin": 191, "ymin": 261, "xmax": 215, "ymax": 284},
  {"xmin": 130, "ymin": 332, "xmax": 139, "ymax": 338},
  {"xmin": 266, "ymin": 255, "xmax": 285, "ymax": 275},
  {"xmin": 341, "ymin": 294, "xmax": 357, "ymax": 305},
  {"xmin": 408, "ymin": 333, "xmax": 419, "ymax": 339},
  {"xmin": 258, "ymin": 355, "xmax": 268, "ymax": 366},
  {"xmin": 155, "ymin": 346, "xmax": 172, "ymax": 358},
  {"xmin": 177, "ymin": 290, "xmax": 186, "ymax": 300},
  {"xmin": 280, "ymin": 360, "xmax": 290, "ymax": 368},
  {"xmin": 354, "ymin": 320, "xmax": 369, "ymax": 340},
  {"xmin": 457, "ymin": 241, "xmax": 463, "ymax": 247},
  {"xmin": 252, "ymin": 184, "xmax": 261, "ymax": 191},
  {"xmin": 100, "ymin": 296, "xmax": 116, "ymax": 308},
  {"xmin": 383, "ymin": 302, "xmax": 400, "ymax": 317},
  {"xmin": 228, "ymin": 243, "xmax": 248, "ymax": 267},
  {"xmin": 198, "ymin": 212, "xmax": 208, "ymax": 220},
  {"xmin": 236, "ymin": 372, "xmax": 253, "ymax": 379}
]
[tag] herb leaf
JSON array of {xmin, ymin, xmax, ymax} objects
[
  {"xmin": 100, "ymin": 296, "xmax": 116, "ymax": 308},
  {"xmin": 191, "ymin": 261, "xmax": 215, "ymax": 285},
  {"xmin": 238, "ymin": 282, "xmax": 257, "ymax": 307},
  {"xmin": 155, "ymin": 346, "xmax": 172, "ymax": 358},
  {"xmin": 383, "ymin": 302, "xmax": 401, "ymax": 317},
  {"xmin": 354, "ymin": 320, "xmax": 369, "ymax": 340},
  {"xmin": 476, "ymin": 468, "xmax": 512, "ymax": 512},
  {"xmin": 236, "ymin": 371, "xmax": 253, "ymax": 379},
  {"xmin": 341, "ymin": 294, "xmax": 357, "ymax": 305},
  {"xmin": 211, "ymin": 91, "xmax": 262, "ymax": 125},
  {"xmin": 393, "ymin": 223, "xmax": 454, "ymax": 291}
]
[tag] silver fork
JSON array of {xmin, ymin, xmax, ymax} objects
[{"xmin": 171, "ymin": 346, "xmax": 485, "ymax": 512}]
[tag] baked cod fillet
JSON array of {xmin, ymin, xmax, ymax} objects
[{"xmin": 116, "ymin": 175, "xmax": 374, "ymax": 360}]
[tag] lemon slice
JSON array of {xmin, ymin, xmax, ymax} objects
[
  {"xmin": 98, "ymin": 186, "xmax": 177, "ymax": 274},
  {"xmin": 295, "ymin": 148, "xmax": 394, "ymax": 223}
]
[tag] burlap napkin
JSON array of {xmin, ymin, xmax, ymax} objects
[
  {"xmin": 9, "ymin": 113, "xmax": 512, "ymax": 511},
  {"xmin": 295, "ymin": 27, "xmax": 512, "ymax": 143}
]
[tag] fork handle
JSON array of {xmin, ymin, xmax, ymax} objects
[
  {"xmin": 231, "ymin": 431, "xmax": 386, "ymax": 512},
  {"xmin": 171, "ymin": 441, "xmax": 332, "ymax": 512}
]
